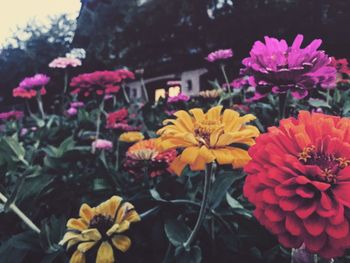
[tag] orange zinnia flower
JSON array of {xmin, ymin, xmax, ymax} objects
[
  {"xmin": 124, "ymin": 138, "xmax": 177, "ymax": 177},
  {"xmin": 244, "ymin": 111, "xmax": 350, "ymax": 259},
  {"xmin": 157, "ymin": 106, "xmax": 259, "ymax": 175}
]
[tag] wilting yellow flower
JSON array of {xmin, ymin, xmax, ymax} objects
[
  {"xmin": 199, "ymin": 89, "xmax": 223, "ymax": 99},
  {"xmin": 119, "ymin": 131, "xmax": 144, "ymax": 143},
  {"xmin": 60, "ymin": 196, "xmax": 140, "ymax": 263},
  {"xmin": 157, "ymin": 105, "xmax": 259, "ymax": 175}
]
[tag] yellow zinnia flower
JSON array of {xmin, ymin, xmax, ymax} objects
[
  {"xmin": 119, "ymin": 131, "xmax": 144, "ymax": 143},
  {"xmin": 157, "ymin": 105, "xmax": 259, "ymax": 175},
  {"xmin": 60, "ymin": 196, "xmax": 140, "ymax": 263}
]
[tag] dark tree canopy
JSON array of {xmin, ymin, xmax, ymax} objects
[{"xmin": 74, "ymin": 0, "xmax": 350, "ymax": 77}]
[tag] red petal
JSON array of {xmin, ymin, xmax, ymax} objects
[
  {"xmin": 303, "ymin": 233, "xmax": 327, "ymax": 253},
  {"xmin": 295, "ymin": 200, "xmax": 317, "ymax": 219},
  {"xmin": 279, "ymin": 197, "xmax": 301, "ymax": 211},
  {"xmin": 326, "ymin": 220, "xmax": 349, "ymax": 239},
  {"xmin": 285, "ymin": 214, "xmax": 303, "ymax": 235},
  {"xmin": 333, "ymin": 182, "xmax": 350, "ymax": 208},
  {"xmin": 264, "ymin": 206, "xmax": 285, "ymax": 222},
  {"xmin": 295, "ymin": 186, "xmax": 315, "ymax": 198},
  {"xmin": 320, "ymin": 192, "xmax": 333, "ymax": 210},
  {"xmin": 262, "ymin": 189, "xmax": 279, "ymax": 204},
  {"xmin": 303, "ymin": 214, "xmax": 326, "ymax": 236},
  {"xmin": 310, "ymin": 181, "xmax": 331, "ymax": 191},
  {"xmin": 277, "ymin": 233, "xmax": 303, "ymax": 249}
]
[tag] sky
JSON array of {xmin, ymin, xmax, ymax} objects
[{"xmin": 0, "ymin": 0, "xmax": 81, "ymax": 45}]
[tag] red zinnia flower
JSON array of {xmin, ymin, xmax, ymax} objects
[
  {"xmin": 244, "ymin": 111, "xmax": 350, "ymax": 259},
  {"xmin": 106, "ymin": 108, "xmax": 129, "ymax": 128},
  {"xmin": 13, "ymin": 87, "xmax": 46, "ymax": 99}
]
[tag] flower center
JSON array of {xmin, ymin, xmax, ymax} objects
[
  {"xmin": 298, "ymin": 145, "xmax": 350, "ymax": 184},
  {"xmin": 89, "ymin": 214, "xmax": 114, "ymax": 235},
  {"xmin": 194, "ymin": 120, "xmax": 223, "ymax": 146}
]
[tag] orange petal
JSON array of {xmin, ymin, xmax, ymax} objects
[
  {"xmin": 79, "ymin": 204, "xmax": 94, "ymax": 222},
  {"xmin": 180, "ymin": 146, "xmax": 200, "ymax": 164},
  {"xmin": 169, "ymin": 156, "xmax": 188, "ymax": 176}
]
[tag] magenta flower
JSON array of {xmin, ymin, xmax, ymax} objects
[
  {"xmin": 0, "ymin": 111, "xmax": 24, "ymax": 121},
  {"xmin": 19, "ymin": 74, "xmax": 50, "ymax": 90},
  {"xmin": 66, "ymin": 107, "xmax": 78, "ymax": 116},
  {"xmin": 241, "ymin": 34, "xmax": 336, "ymax": 99},
  {"xmin": 70, "ymin": 101, "xmax": 84, "ymax": 108},
  {"xmin": 92, "ymin": 139, "xmax": 113, "ymax": 150},
  {"xmin": 205, "ymin": 49, "xmax": 233, "ymax": 62},
  {"xmin": 167, "ymin": 93, "xmax": 190, "ymax": 103},
  {"xmin": 49, "ymin": 57, "xmax": 82, "ymax": 69}
]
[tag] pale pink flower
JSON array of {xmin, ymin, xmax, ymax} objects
[
  {"xmin": 67, "ymin": 107, "xmax": 78, "ymax": 116},
  {"xmin": 49, "ymin": 57, "xmax": 82, "ymax": 69},
  {"xmin": 205, "ymin": 49, "xmax": 233, "ymax": 62},
  {"xmin": 92, "ymin": 139, "xmax": 113, "ymax": 150}
]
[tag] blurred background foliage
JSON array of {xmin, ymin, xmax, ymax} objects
[{"xmin": 1, "ymin": 0, "xmax": 349, "ymax": 107}]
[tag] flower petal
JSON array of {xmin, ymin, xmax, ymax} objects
[
  {"xmin": 96, "ymin": 241, "xmax": 114, "ymax": 263},
  {"xmin": 180, "ymin": 146, "xmax": 200, "ymax": 164},
  {"xmin": 70, "ymin": 250, "xmax": 86, "ymax": 263},
  {"xmin": 79, "ymin": 204, "xmax": 94, "ymax": 222},
  {"xmin": 111, "ymin": 235, "xmax": 131, "ymax": 252},
  {"xmin": 169, "ymin": 156, "xmax": 187, "ymax": 176},
  {"xmin": 77, "ymin": 241, "xmax": 96, "ymax": 253}
]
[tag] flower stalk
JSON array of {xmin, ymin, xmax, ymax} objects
[
  {"xmin": 183, "ymin": 162, "xmax": 216, "ymax": 250},
  {"xmin": 278, "ymin": 92, "xmax": 288, "ymax": 119},
  {"xmin": 92, "ymin": 100, "xmax": 105, "ymax": 153},
  {"xmin": 140, "ymin": 73, "xmax": 149, "ymax": 103},
  {"xmin": 0, "ymin": 192, "xmax": 40, "ymax": 234},
  {"xmin": 220, "ymin": 64, "xmax": 233, "ymax": 106},
  {"xmin": 36, "ymin": 91, "xmax": 45, "ymax": 119}
]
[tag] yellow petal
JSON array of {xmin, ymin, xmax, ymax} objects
[
  {"xmin": 96, "ymin": 241, "xmax": 114, "ymax": 263},
  {"xmin": 230, "ymin": 148, "xmax": 251, "ymax": 168},
  {"xmin": 189, "ymin": 156, "xmax": 206, "ymax": 171},
  {"xmin": 222, "ymin": 109, "xmax": 240, "ymax": 131},
  {"xmin": 180, "ymin": 146, "xmax": 200, "ymax": 164},
  {"xmin": 212, "ymin": 149, "xmax": 234, "ymax": 164},
  {"xmin": 169, "ymin": 156, "xmax": 188, "ymax": 176},
  {"xmin": 215, "ymin": 134, "xmax": 235, "ymax": 147},
  {"xmin": 199, "ymin": 146, "xmax": 215, "ymax": 163},
  {"xmin": 77, "ymin": 241, "xmax": 97, "ymax": 253},
  {"xmin": 67, "ymin": 218, "xmax": 88, "ymax": 231},
  {"xmin": 79, "ymin": 204, "xmax": 95, "ymax": 222},
  {"xmin": 173, "ymin": 110, "xmax": 194, "ymax": 132},
  {"xmin": 111, "ymin": 235, "xmax": 131, "ymax": 253},
  {"xmin": 116, "ymin": 220, "xmax": 130, "ymax": 233},
  {"xmin": 209, "ymin": 129, "xmax": 222, "ymax": 147},
  {"xmin": 70, "ymin": 250, "xmax": 86, "ymax": 263},
  {"xmin": 81, "ymin": 229, "xmax": 102, "ymax": 241},
  {"xmin": 67, "ymin": 239, "xmax": 81, "ymax": 250},
  {"xmin": 123, "ymin": 209, "xmax": 141, "ymax": 223},
  {"xmin": 206, "ymin": 106, "xmax": 223, "ymax": 121},
  {"xmin": 59, "ymin": 232, "xmax": 81, "ymax": 246},
  {"xmin": 189, "ymin": 108, "xmax": 205, "ymax": 122}
]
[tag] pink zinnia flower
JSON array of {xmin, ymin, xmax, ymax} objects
[
  {"xmin": 66, "ymin": 107, "xmax": 78, "ymax": 116},
  {"xmin": 167, "ymin": 93, "xmax": 190, "ymax": 103},
  {"xmin": 241, "ymin": 34, "xmax": 336, "ymax": 99},
  {"xmin": 19, "ymin": 74, "xmax": 50, "ymax": 89},
  {"xmin": 0, "ymin": 111, "xmax": 24, "ymax": 121},
  {"xmin": 49, "ymin": 57, "xmax": 82, "ymax": 69},
  {"xmin": 205, "ymin": 49, "xmax": 233, "ymax": 62},
  {"xmin": 70, "ymin": 101, "xmax": 84, "ymax": 108},
  {"xmin": 92, "ymin": 139, "xmax": 113, "ymax": 150}
]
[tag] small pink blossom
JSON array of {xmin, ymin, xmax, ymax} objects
[
  {"xmin": 49, "ymin": 57, "xmax": 82, "ymax": 69},
  {"xmin": 67, "ymin": 107, "xmax": 78, "ymax": 116},
  {"xmin": 70, "ymin": 101, "xmax": 84, "ymax": 108},
  {"xmin": 167, "ymin": 93, "xmax": 190, "ymax": 103},
  {"xmin": 205, "ymin": 49, "xmax": 233, "ymax": 62},
  {"xmin": 92, "ymin": 139, "xmax": 113, "ymax": 150}
]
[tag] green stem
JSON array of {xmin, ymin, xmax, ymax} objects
[
  {"xmin": 122, "ymin": 83, "xmax": 130, "ymax": 104},
  {"xmin": 36, "ymin": 92, "xmax": 45, "ymax": 119},
  {"xmin": 61, "ymin": 69, "xmax": 68, "ymax": 114},
  {"xmin": 0, "ymin": 192, "xmax": 40, "ymax": 234},
  {"xmin": 183, "ymin": 162, "xmax": 216, "ymax": 250},
  {"xmin": 115, "ymin": 139, "xmax": 120, "ymax": 171},
  {"xmin": 25, "ymin": 100, "xmax": 33, "ymax": 116},
  {"xmin": 220, "ymin": 64, "xmax": 232, "ymax": 106},
  {"xmin": 92, "ymin": 100, "xmax": 104, "ymax": 153},
  {"xmin": 278, "ymin": 92, "xmax": 288, "ymax": 120}
]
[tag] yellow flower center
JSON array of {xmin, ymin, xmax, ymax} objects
[
  {"xmin": 194, "ymin": 119, "xmax": 223, "ymax": 146},
  {"xmin": 298, "ymin": 145, "xmax": 350, "ymax": 184}
]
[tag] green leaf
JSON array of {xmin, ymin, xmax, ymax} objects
[
  {"xmin": 175, "ymin": 246, "xmax": 202, "ymax": 263},
  {"xmin": 164, "ymin": 218, "xmax": 191, "ymax": 247},
  {"xmin": 226, "ymin": 193, "xmax": 244, "ymax": 209},
  {"xmin": 308, "ymin": 98, "xmax": 331, "ymax": 109},
  {"xmin": 209, "ymin": 171, "xmax": 235, "ymax": 209},
  {"xmin": 1, "ymin": 137, "xmax": 26, "ymax": 163}
]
